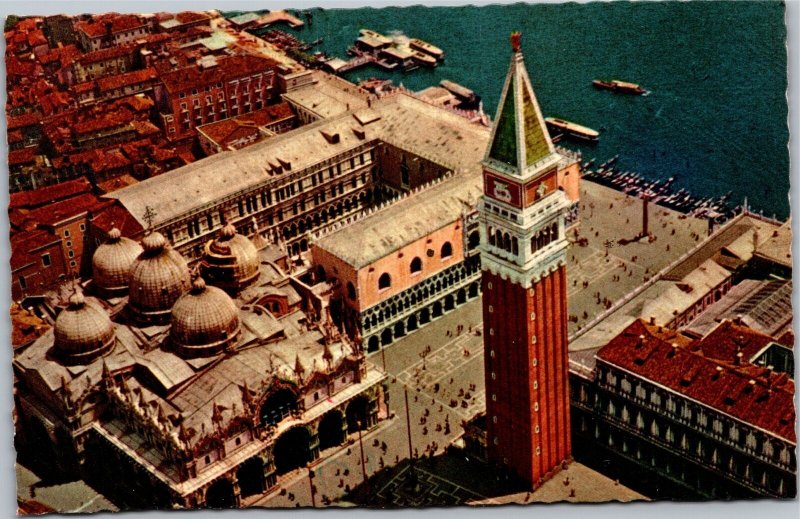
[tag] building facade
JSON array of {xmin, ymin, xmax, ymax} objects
[
  {"xmin": 312, "ymin": 172, "xmax": 483, "ymax": 352},
  {"xmin": 480, "ymin": 33, "xmax": 572, "ymax": 489},
  {"xmin": 13, "ymin": 226, "xmax": 387, "ymax": 509},
  {"xmin": 157, "ymin": 55, "xmax": 278, "ymax": 141},
  {"xmin": 570, "ymin": 318, "xmax": 796, "ymax": 499},
  {"xmin": 75, "ymin": 14, "xmax": 152, "ymax": 52}
]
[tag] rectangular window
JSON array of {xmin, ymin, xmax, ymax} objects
[
  {"xmin": 42, "ymin": 253, "xmax": 51, "ymax": 267},
  {"xmin": 79, "ymin": 223, "xmax": 86, "ymax": 232},
  {"xmin": 63, "ymin": 229, "xmax": 70, "ymax": 238},
  {"xmin": 18, "ymin": 276, "xmax": 26, "ymax": 289}
]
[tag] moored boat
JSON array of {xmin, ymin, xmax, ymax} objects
[
  {"xmin": 411, "ymin": 50, "xmax": 437, "ymax": 67},
  {"xmin": 545, "ymin": 117, "xmax": 600, "ymax": 142},
  {"xmin": 409, "ymin": 38, "xmax": 444, "ymax": 59},
  {"xmin": 359, "ymin": 28, "xmax": 392, "ymax": 46},
  {"xmin": 592, "ymin": 79, "xmax": 647, "ymax": 95}
]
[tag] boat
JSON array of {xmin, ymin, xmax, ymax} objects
[
  {"xmin": 409, "ymin": 38, "xmax": 444, "ymax": 60},
  {"xmin": 592, "ymin": 79, "xmax": 648, "ymax": 95},
  {"xmin": 411, "ymin": 50, "xmax": 438, "ymax": 67},
  {"xmin": 359, "ymin": 29, "xmax": 392, "ymax": 46},
  {"xmin": 545, "ymin": 117, "xmax": 600, "ymax": 143}
]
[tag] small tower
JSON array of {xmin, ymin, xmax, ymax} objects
[{"xmin": 480, "ymin": 32, "xmax": 571, "ymax": 489}]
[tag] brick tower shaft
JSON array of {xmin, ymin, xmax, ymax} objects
[{"xmin": 479, "ymin": 32, "xmax": 572, "ymax": 489}]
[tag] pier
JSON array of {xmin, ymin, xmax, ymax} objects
[{"xmin": 324, "ymin": 52, "xmax": 398, "ymax": 74}]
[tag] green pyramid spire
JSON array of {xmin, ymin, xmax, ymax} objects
[{"xmin": 486, "ymin": 32, "xmax": 556, "ymax": 174}]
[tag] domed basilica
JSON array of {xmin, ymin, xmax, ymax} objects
[{"xmin": 13, "ymin": 223, "xmax": 387, "ymax": 509}]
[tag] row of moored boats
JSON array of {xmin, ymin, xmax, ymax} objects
[{"xmin": 582, "ymin": 155, "xmax": 734, "ymax": 220}]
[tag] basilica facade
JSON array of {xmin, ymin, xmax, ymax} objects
[{"xmin": 13, "ymin": 222, "xmax": 387, "ymax": 508}]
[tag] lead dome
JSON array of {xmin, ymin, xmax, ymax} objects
[
  {"xmin": 200, "ymin": 223, "xmax": 260, "ymax": 294},
  {"xmin": 92, "ymin": 227, "xmax": 144, "ymax": 298},
  {"xmin": 170, "ymin": 277, "xmax": 240, "ymax": 358},
  {"xmin": 54, "ymin": 291, "xmax": 115, "ymax": 365},
  {"xmin": 128, "ymin": 232, "xmax": 191, "ymax": 324}
]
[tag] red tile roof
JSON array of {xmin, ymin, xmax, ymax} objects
[
  {"xmin": 23, "ymin": 192, "xmax": 112, "ymax": 228},
  {"xmin": 27, "ymin": 29, "xmax": 48, "ymax": 48},
  {"xmin": 74, "ymin": 80, "xmax": 97, "ymax": 93},
  {"xmin": 690, "ymin": 319, "xmax": 780, "ymax": 362},
  {"xmin": 598, "ymin": 319, "xmax": 796, "ymax": 442},
  {"xmin": 8, "ymin": 147, "xmax": 39, "ymax": 166},
  {"xmin": 176, "ymin": 11, "xmax": 211, "ymax": 24},
  {"xmin": 7, "ymin": 112, "xmax": 42, "ymax": 130},
  {"xmin": 96, "ymin": 67, "xmax": 157, "ymax": 92},
  {"xmin": 8, "ymin": 130, "xmax": 24, "ymax": 144},
  {"xmin": 159, "ymin": 54, "xmax": 277, "ymax": 95},
  {"xmin": 73, "ymin": 108, "xmax": 136, "ymax": 135},
  {"xmin": 76, "ymin": 43, "xmax": 136, "ymax": 65},
  {"xmin": 91, "ymin": 202, "xmax": 144, "ymax": 236},
  {"xmin": 76, "ymin": 14, "xmax": 146, "ymax": 39},
  {"xmin": 89, "ymin": 148, "xmax": 131, "ymax": 173},
  {"xmin": 197, "ymin": 102, "xmax": 294, "ymax": 147},
  {"xmin": 9, "ymin": 178, "xmax": 93, "ymax": 210}
]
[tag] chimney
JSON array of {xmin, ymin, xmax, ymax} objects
[
  {"xmin": 667, "ymin": 342, "xmax": 678, "ymax": 358},
  {"xmin": 734, "ymin": 314, "xmax": 744, "ymax": 325},
  {"xmin": 649, "ymin": 316, "xmax": 656, "ymax": 326},
  {"xmin": 712, "ymin": 365, "xmax": 724, "ymax": 380},
  {"xmin": 635, "ymin": 334, "xmax": 645, "ymax": 349},
  {"xmin": 734, "ymin": 351, "xmax": 743, "ymax": 366}
]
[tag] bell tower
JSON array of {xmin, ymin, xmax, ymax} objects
[{"xmin": 480, "ymin": 32, "xmax": 571, "ymax": 489}]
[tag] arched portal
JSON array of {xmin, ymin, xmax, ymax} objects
[
  {"xmin": 205, "ymin": 478, "xmax": 236, "ymax": 508},
  {"xmin": 444, "ymin": 294, "xmax": 455, "ymax": 311},
  {"xmin": 468, "ymin": 282, "xmax": 479, "ymax": 298},
  {"xmin": 407, "ymin": 314, "xmax": 418, "ymax": 332},
  {"xmin": 345, "ymin": 396, "xmax": 370, "ymax": 433},
  {"xmin": 394, "ymin": 320, "xmax": 406, "ymax": 338},
  {"xmin": 260, "ymin": 388, "xmax": 298, "ymax": 427},
  {"xmin": 432, "ymin": 301, "xmax": 443, "ymax": 318},
  {"xmin": 380, "ymin": 328, "xmax": 393, "ymax": 347},
  {"xmin": 419, "ymin": 308, "xmax": 431, "ymax": 324},
  {"xmin": 318, "ymin": 411, "xmax": 346, "ymax": 450},
  {"xmin": 457, "ymin": 288, "xmax": 467, "ymax": 305},
  {"xmin": 273, "ymin": 427, "xmax": 312, "ymax": 475},
  {"xmin": 367, "ymin": 335, "xmax": 380, "ymax": 352},
  {"xmin": 236, "ymin": 457, "xmax": 265, "ymax": 498}
]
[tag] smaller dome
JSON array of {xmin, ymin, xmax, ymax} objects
[
  {"xmin": 200, "ymin": 224, "xmax": 260, "ymax": 293},
  {"xmin": 170, "ymin": 277, "xmax": 240, "ymax": 358},
  {"xmin": 92, "ymin": 227, "xmax": 144, "ymax": 296},
  {"xmin": 220, "ymin": 223, "xmax": 236, "ymax": 239},
  {"xmin": 54, "ymin": 291, "xmax": 115, "ymax": 365},
  {"xmin": 129, "ymin": 232, "xmax": 191, "ymax": 324},
  {"xmin": 142, "ymin": 231, "xmax": 168, "ymax": 254}
]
